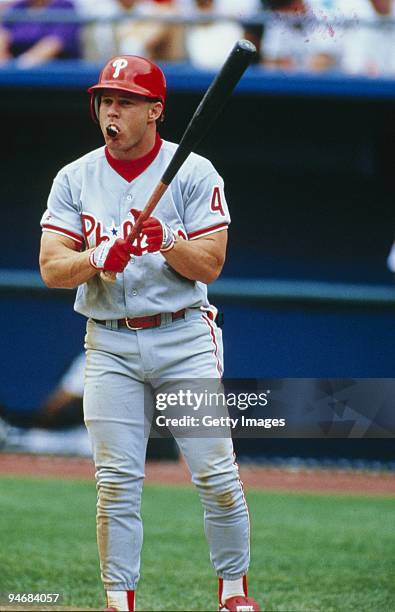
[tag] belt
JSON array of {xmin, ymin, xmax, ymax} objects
[{"xmin": 93, "ymin": 308, "xmax": 186, "ymax": 331}]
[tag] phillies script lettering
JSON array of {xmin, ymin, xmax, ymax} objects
[{"xmin": 81, "ymin": 211, "xmax": 143, "ymax": 248}]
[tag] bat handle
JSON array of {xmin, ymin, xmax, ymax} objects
[
  {"xmin": 99, "ymin": 182, "xmax": 168, "ymax": 285},
  {"xmin": 99, "ymin": 221, "xmax": 140, "ymax": 283},
  {"xmin": 100, "ymin": 270, "xmax": 117, "ymax": 283},
  {"xmin": 99, "ymin": 219, "xmax": 140, "ymax": 284}
]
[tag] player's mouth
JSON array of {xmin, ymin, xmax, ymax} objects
[{"xmin": 106, "ymin": 124, "xmax": 120, "ymax": 138}]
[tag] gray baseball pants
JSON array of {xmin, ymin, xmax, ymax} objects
[{"xmin": 83, "ymin": 308, "xmax": 250, "ymax": 591}]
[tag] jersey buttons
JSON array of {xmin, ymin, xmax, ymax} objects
[
  {"xmin": 126, "ymin": 195, "xmax": 133, "ymax": 202},
  {"xmin": 131, "ymin": 289, "xmax": 138, "ymax": 296}
]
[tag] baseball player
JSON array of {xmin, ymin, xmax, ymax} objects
[{"xmin": 39, "ymin": 55, "xmax": 260, "ymax": 612}]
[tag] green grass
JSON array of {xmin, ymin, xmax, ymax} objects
[{"xmin": 0, "ymin": 477, "xmax": 394, "ymax": 611}]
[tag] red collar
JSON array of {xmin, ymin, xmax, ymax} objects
[{"xmin": 105, "ymin": 133, "xmax": 163, "ymax": 182}]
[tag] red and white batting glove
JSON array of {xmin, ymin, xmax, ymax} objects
[
  {"xmin": 90, "ymin": 237, "xmax": 133, "ymax": 273},
  {"xmin": 131, "ymin": 209, "xmax": 175, "ymax": 254}
]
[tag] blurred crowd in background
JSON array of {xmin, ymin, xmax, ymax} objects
[{"xmin": 0, "ymin": 0, "xmax": 394, "ymax": 75}]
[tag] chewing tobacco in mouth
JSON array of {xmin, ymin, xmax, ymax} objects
[{"xmin": 106, "ymin": 125, "xmax": 119, "ymax": 137}]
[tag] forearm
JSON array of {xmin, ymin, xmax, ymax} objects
[
  {"xmin": 40, "ymin": 242, "xmax": 97, "ymax": 289},
  {"xmin": 163, "ymin": 236, "xmax": 225, "ymax": 284},
  {"xmin": 17, "ymin": 35, "xmax": 63, "ymax": 68}
]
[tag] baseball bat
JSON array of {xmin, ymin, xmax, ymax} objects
[{"xmin": 101, "ymin": 39, "xmax": 256, "ymax": 282}]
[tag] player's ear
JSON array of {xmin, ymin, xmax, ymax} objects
[{"xmin": 148, "ymin": 101, "xmax": 164, "ymax": 123}]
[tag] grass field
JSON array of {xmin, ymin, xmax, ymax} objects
[{"xmin": 0, "ymin": 476, "xmax": 394, "ymax": 612}]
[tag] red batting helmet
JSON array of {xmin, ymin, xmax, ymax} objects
[{"xmin": 88, "ymin": 55, "xmax": 166, "ymax": 123}]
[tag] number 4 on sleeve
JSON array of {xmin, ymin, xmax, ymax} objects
[{"xmin": 210, "ymin": 186, "xmax": 225, "ymax": 216}]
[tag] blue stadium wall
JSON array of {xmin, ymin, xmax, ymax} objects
[{"xmin": 1, "ymin": 66, "xmax": 395, "ymax": 461}]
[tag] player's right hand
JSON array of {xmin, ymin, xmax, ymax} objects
[{"xmin": 89, "ymin": 238, "xmax": 133, "ymax": 273}]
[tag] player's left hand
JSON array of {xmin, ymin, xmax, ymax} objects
[
  {"xmin": 131, "ymin": 209, "xmax": 175, "ymax": 254},
  {"xmin": 90, "ymin": 237, "xmax": 133, "ymax": 272}
]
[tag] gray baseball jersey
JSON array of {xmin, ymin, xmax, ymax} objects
[{"xmin": 41, "ymin": 139, "xmax": 230, "ymax": 319}]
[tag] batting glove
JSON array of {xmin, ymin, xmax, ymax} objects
[
  {"xmin": 131, "ymin": 209, "xmax": 175, "ymax": 253},
  {"xmin": 90, "ymin": 238, "xmax": 133, "ymax": 273}
]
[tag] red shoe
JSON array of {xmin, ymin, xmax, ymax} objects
[{"xmin": 220, "ymin": 595, "xmax": 261, "ymax": 611}]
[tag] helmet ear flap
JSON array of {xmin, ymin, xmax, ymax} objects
[{"xmin": 90, "ymin": 93, "xmax": 101, "ymax": 124}]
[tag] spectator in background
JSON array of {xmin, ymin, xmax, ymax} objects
[
  {"xmin": 76, "ymin": 0, "xmax": 138, "ymax": 61},
  {"xmin": 0, "ymin": 0, "xmax": 80, "ymax": 67},
  {"xmin": 233, "ymin": 0, "xmax": 265, "ymax": 62},
  {"xmin": 120, "ymin": 0, "xmax": 185, "ymax": 61},
  {"xmin": 184, "ymin": 0, "xmax": 244, "ymax": 70},
  {"xmin": 198, "ymin": 0, "xmax": 263, "ymax": 61},
  {"xmin": 78, "ymin": 0, "xmax": 185, "ymax": 62},
  {"xmin": 340, "ymin": 0, "xmax": 395, "ymax": 76},
  {"xmin": 261, "ymin": 0, "xmax": 341, "ymax": 72},
  {"xmin": 179, "ymin": 0, "xmax": 261, "ymax": 18}
]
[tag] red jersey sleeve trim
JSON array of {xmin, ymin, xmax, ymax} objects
[
  {"xmin": 42, "ymin": 224, "xmax": 84, "ymax": 246},
  {"xmin": 188, "ymin": 223, "xmax": 228, "ymax": 241}
]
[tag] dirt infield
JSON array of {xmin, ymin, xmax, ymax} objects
[{"xmin": 0, "ymin": 453, "xmax": 394, "ymax": 496}]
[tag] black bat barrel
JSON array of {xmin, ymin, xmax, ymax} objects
[{"xmin": 161, "ymin": 39, "xmax": 257, "ymax": 186}]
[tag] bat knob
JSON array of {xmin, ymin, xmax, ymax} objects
[{"xmin": 100, "ymin": 270, "xmax": 117, "ymax": 283}]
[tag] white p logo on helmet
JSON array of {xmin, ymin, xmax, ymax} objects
[{"xmin": 112, "ymin": 58, "xmax": 128, "ymax": 79}]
